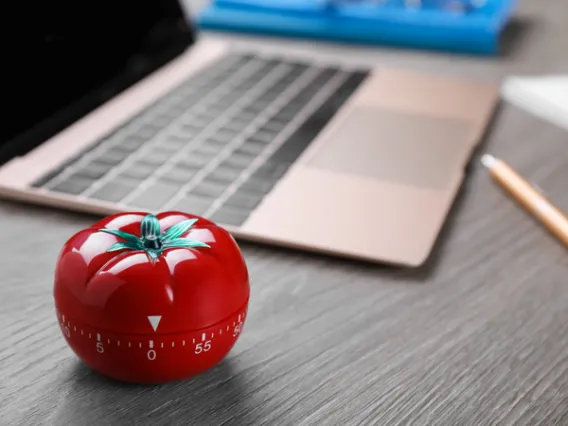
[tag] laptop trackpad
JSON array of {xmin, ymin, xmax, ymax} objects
[{"xmin": 304, "ymin": 106, "xmax": 473, "ymax": 190}]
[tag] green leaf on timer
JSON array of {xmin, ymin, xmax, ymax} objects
[
  {"xmin": 163, "ymin": 238, "xmax": 210, "ymax": 249},
  {"xmin": 98, "ymin": 214, "xmax": 209, "ymax": 262},
  {"xmin": 107, "ymin": 241, "xmax": 142, "ymax": 252},
  {"xmin": 99, "ymin": 229, "xmax": 141, "ymax": 245},
  {"xmin": 160, "ymin": 218, "xmax": 198, "ymax": 243}
]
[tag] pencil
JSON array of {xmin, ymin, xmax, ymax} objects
[{"xmin": 481, "ymin": 153, "xmax": 568, "ymax": 248}]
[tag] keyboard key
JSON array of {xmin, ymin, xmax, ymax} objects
[
  {"xmin": 199, "ymin": 139, "xmax": 227, "ymax": 154},
  {"xmin": 158, "ymin": 139, "xmax": 185, "ymax": 153},
  {"xmin": 51, "ymin": 176, "xmax": 94, "ymax": 195},
  {"xmin": 32, "ymin": 167, "xmax": 64, "ymax": 187},
  {"xmin": 138, "ymin": 148, "xmax": 174, "ymax": 166},
  {"xmin": 222, "ymin": 92, "xmax": 245, "ymax": 103},
  {"xmin": 192, "ymin": 113, "xmax": 217, "ymax": 127},
  {"xmin": 135, "ymin": 124, "xmax": 161, "ymax": 139},
  {"xmin": 224, "ymin": 153, "xmax": 255, "ymax": 168},
  {"xmin": 273, "ymin": 109, "xmax": 296, "ymax": 122},
  {"xmin": 279, "ymin": 74, "xmax": 301, "ymax": 85},
  {"xmin": 115, "ymin": 135, "xmax": 147, "ymax": 152},
  {"xmin": 122, "ymin": 162, "xmax": 157, "ymax": 180},
  {"xmin": 221, "ymin": 120, "xmax": 249, "ymax": 133},
  {"xmin": 164, "ymin": 105, "xmax": 188, "ymax": 119},
  {"xmin": 344, "ymin": 70, "xmax": 369, "ymax": 89},
  {"xmin": 190, "ymin": 180, "xmax": 228, "ymax": 198},
  {"xmin": 247, "ymin": 100, "xmax": 272, "ymax": 112},
  {"xmin": 208, "ymin": 167, "xmax": 242, "ymax": 183},
  {"xmin": 180, "ymin": 123, "xmax": 203, "ymax": 135},
  {"xmin": 176, "ymin": 96, "xmax": 200, "ymax": 109},
  {"xmin": 288, "ymin": 62, "xmax": 310, "ymax": 73},
  {"xmin": 240, "ymin": 176, "xmax": 277, "ymax": 194},
  {"xmin": 218, "ymin": 160, "xmax": 246, "ymax": 175},
  {"xmin": 160, "ymin": 166, "xmax": 197, "ymax": 184},
  {"xmin": 172, "ymin": 195, "xmax": 213, "ymax": 216},
  {"xmin": 194, "ymin": 108, "xmax": 220, "ymax": 121},
  {"xmin": 201, "ymin": 104, "xmax": 226, "ymax": 116},
  {"xmin": 106, "ymin": 146, "xmax": 136, "ymax": 160},
  {"xmin": 224, "ymin": 191, "xmax": 264, "ymax": 211},
  {"xmin": 253, "ymin": 161, "xmax": 290, "ymax": 181},
  {"xmin": 150, "ymin": 114, "xmax": 175, "ymax": 128},
  {"xmin": 237, "ymin": 140, "xmax": 266, "ymax": 156},
  {"xmin": 280, "ymin": 103, "xmax": 300, "ymax": 116},
  {"xmin": 182, "ymin": 116, "xmax": 210, "ymax": 129},
  {"xmin": 90, "ymin": 179, "xmax": 138, "ymax": 203},
  {"xmin": 93, "ymin": 149, "xmax": 127, "ymax": 166},
  {"xmin": 234, "ymin": 111, "xmax": 257, "ymax": 123},
  {"xmin": 129, "ymin": 181, "xmax": 182, "ymax": 210},
  {"xmin": 242, "ymin": 105, "xmax": 263, "ymax": 116},
  {"xmin": 212, "ymin": 129, "xmax": 237, "ymax": 144},
  {"xmin": 192, "ymin": 145, "xmax": 219, "ymax": 159},
  {"xmin": 178, "ymin": 152, "xmax": 213, "ymax": 169},
  {"xmin": 312, "ymin": 67, "xmax": 340, "ymax": 84},
  {"xmin": 259, "ymin": 121, "xmax": 287, "ymax": 134},
  {"xmin": 74, "ymin": 161, "xmax": 113, "ymax": 180},
  {"xmin": 162, "ymin": 135, "xmax": 191, "ymax": 150},
  {"xmin": 209, "ymin": 205, "xmax": 250, "ymax": 227},
  {"xmin": 248, "ymin": 130, "xmax": 275, "ymax": 144}
]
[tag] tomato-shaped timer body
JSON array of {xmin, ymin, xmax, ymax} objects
[{"xmin": 53, "ymin": 211, "xmax": 250, "ymax": 384}]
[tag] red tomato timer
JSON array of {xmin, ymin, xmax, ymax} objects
[{"xmin": 53, "ymin": 211, "xmax": 250, "ymax": 384}]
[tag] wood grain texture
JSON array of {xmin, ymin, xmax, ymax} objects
[{"xmin": 2, "ymin": 1, "xmax": 568, "ymax": 424}]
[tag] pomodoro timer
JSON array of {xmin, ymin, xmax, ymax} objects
[{"xmin": 53, "ymin": 211, "xmax": 250, "ymax": 383}]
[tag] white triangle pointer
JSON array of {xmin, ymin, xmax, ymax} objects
[{"xmin": 147, "ymin": 315, "xmax": 162, "ymax": 332}]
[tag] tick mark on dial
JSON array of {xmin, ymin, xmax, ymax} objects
[
  {"xmin": 172, "ymin": 342, "xmax": 175, "ymax": 347},
  {"xmin": 97, "ymin": 333, "xmax": 101, "ymax": 342},
  {"xmin": 183, "ymin": 340, "xmax": 186, "ymax": 346}
]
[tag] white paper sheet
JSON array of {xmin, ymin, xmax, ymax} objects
[{"xmin": 501, "ymin": 75, "xmax": 568, "ymax": 132}]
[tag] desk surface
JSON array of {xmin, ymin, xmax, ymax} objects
[{"xmin": 2, "ymin": 1, "xmax": 568, "ymax": 425}]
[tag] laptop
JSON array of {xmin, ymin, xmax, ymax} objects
[{"xmin": 0, "ymin": 0, "xmax": 499, "ymax": 267}]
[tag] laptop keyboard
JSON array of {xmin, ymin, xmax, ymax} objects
[{"xmin": 32, "ymin": 52, "xmax": 369, "ymax": 226}]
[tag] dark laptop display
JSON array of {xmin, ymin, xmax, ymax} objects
[{"xmin": 2, "ymin": 0, "xmax": 195, "ymax": 165}]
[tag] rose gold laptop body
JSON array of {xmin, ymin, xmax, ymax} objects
[{"xmin": 0, "ymin": 38, "xmax": 499, "ymax": 267}]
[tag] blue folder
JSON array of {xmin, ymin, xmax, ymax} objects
[{"xmin": 196, "ymin": 0, "xmax": 518, "ymax": 55}]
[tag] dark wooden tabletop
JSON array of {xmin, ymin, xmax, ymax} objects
[{"xmin": 2, "ymin": 1, "xmax": 568, "ymax": 425}]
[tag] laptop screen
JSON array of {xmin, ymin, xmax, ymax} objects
[{"xmin": 1, "ymin": 0, "xmax": 195, "ymax": 165}]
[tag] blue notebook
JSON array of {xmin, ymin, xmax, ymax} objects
[{"xmin": 197, "ymin": 0, "xmax": 518, "ymax": 55}]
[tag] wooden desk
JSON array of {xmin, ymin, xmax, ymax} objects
[{"xmin": 2, "ymin": 1, "xmax": 568, "ymax": 424}]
